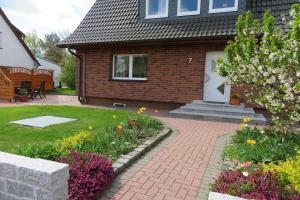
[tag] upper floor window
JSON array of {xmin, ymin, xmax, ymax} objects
[
  {"xmin": 146, "ymin": 0, "xmax": 168, "ymax": 19},
  {"xmin": 209, "ymin": 0, "xmax": 238, "ymax": 13},
  {"xmin": 177, "ymin": 0, "xmax": 201, "ymax": 16}
]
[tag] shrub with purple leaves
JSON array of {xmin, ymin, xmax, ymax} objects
[
  {"xmin": 58, "ymin": 151, "xmax": 115, "ymax": 200},
  {"xmin": 212, "ymin": 169, "xmax": 285, "ymax": 200}
]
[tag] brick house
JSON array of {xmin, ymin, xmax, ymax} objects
[{"xmin": 59, "ymin": 0, "xmax": 298, "ymax": 109}]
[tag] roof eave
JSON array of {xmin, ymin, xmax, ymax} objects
[{"xmin": 57, "ymin": 35, "xmax": 236, "ymax": 49}]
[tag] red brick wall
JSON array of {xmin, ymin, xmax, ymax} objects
[{"xmin": 76, "ymin": 42, "xmax": 227, "ymax": 104}]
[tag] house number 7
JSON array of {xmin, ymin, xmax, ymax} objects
[{"xmin": 188, "ymin": 58, "xmax": 193, "ymax": 63}]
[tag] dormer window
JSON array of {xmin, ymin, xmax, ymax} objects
[
  {"xmin": 177, "ymin": 0, "xmax": 201, "ymax": 16},
  {"xmin": 146, "ymin": 0, "xmax": 168, "ymax": 19},
  {"xmin": 209, "ymin": 0, "xmax": 238, "ymax": 13}
]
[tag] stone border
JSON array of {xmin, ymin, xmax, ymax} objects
[
  {"xmin": 196, "ymin": 133, "xmax": 233, "ymax": 200},
  {"xmin": 100, "ymin": 127, "xmax": 178, "ymax": 200},
  {"xmin": 112, "ymin": 127, "xmax": 172, "ymax": 175}
]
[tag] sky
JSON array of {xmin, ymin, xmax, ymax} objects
[{"xmin": 0, "ymin": 0, "xmax": 96, "ymax": 39}]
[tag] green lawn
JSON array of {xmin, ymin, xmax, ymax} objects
[
  {"xmin": 0, "ymin": 106, "xmax": 134, "ymax": 152},
  {"xmin": 49, "ymin": 88, "xmax": 76, "ymax": 95}
]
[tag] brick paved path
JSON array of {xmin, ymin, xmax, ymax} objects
[{"xmin": 105, "ymin": 118, "xmax": 240, "ymax": 200}]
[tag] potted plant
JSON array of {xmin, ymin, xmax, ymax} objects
[
  {"xmin": 18, "ymin": 88, "xmax": 28, "ymax": 102},
  {"xmin": 230, "ymin": 94, "xmax": 241, "ymax": 105}
]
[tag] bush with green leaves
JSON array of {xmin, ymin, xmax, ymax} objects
[
  {"xmin": 217, "ymin": 4, "xmax": 300, "ymax": 134},
  {"xmin": 16, "ymin": 115, "xmax": 163, "ymax": 161},
  {"xmin": 61, "ymin": 54, "xmax": 76, "ymax": 89},
  {"xmin": 224, "ymin": 127, "xmax": 300, "ymax": 164}
]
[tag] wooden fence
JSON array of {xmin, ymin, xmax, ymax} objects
[{"xmin": 0, "ymin": 67, "xmax": 54, "ymax": 101}]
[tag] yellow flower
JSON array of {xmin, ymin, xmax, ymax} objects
[
  {"xmin": 240, "ymin": 123, "xmax": 248, "ymax": 129},
  {"xmin": 243, "ymin": 118, "xmax": 252, "ymax": 123},
  {"xmin": 154, "ymin": 109, "xmax": 159, "ymax": 113},
  {"xmin": 247, "ymin": 139, "xmax": 257, "ymax": 145},
  {"xmin": 88, "ymin": 126, "xmax": 93, "ymax": 130},
  {"xmin": 137, "ymin": 111, "xmax": 142, "ymax": 114},
  {"xmin": 113, "ymin": 115, "xmax": 116, "ymax": 119},
  {"xmin": 140, "ymin": 107, "xmax": 147, "ymax": 112},
  {"xmin": 118, "ymin": 125, "xmax": 123, "ymax": 129}
]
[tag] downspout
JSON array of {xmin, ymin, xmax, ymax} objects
[{"xmin": 68, "ymin": 48, "xmax": 86, "ymax": 103}]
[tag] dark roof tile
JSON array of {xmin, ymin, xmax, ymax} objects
[{"xmin": 59, "ymin": 0, "xmax": 299, "ymax": 47}]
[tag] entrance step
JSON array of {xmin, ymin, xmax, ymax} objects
[{"xmin": 170, "ymin": 101, "xmax": 267, "ymax": 125}]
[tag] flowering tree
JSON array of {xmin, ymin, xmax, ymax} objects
[{"xmin": 217, "ymin": 4, "xmax": 300, "ymax": 134}]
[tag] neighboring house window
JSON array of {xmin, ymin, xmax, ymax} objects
[
  {"xmin": 113, "ymin": 55, "xmax": 148, "ymax": 80},
  {"xmin": 177, "ymin": 0, "xmax": 201, "ymax": 16},
  {"xmin": 209, "ymin": 0, "xmax": 238, "ymax": 13},
  {"xmin": 146, "ymin": 0, "xmax": 168, "ymax": 19}
]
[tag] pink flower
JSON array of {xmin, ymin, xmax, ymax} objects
[
  {"xmin": 237, "ymin": 163, "xmax": 245, "ymax": 169},
  {"xmin": 244, "ymin": 161, "xmax": 252, "ymax": 168}
]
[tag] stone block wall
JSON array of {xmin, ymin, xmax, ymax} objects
[{"xmin": 0, "ymin": 152, "xmax": 69, "ymax": 200}]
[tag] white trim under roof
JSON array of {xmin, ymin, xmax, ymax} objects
[
  {"xmin": 209, "ymin": 0, "xmax": 238, "ymax": 14},
  {"xmin": 145, "ymin": 0, "xmax": 169, "ymax": 19},
  {"xmin": 177, "ymin": 0, "xmax": 201, "ymax": 16}
]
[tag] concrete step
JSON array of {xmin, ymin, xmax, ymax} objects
[
  {"xmin": 169, "ymin": 100, "xmax": 267, "ymax": 124},
  {"xmin": 182, "ymin": 104, "xmax": 255, "ymax": 117},
  {"xmin": 170, "ymin": 109, "xmax": 267, "ymax": 125},
  {"xmin": 192, "ymin": 100, "xmax": 246, "ymax": 108}
]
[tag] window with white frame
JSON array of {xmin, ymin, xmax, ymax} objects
[
  {"xmin": 209, "ymin": 0, "xmax": 238, "ymax": 13},
  {"xmin": 146, "ymin": 0, "xmax": 168, "ymax": 19},
  {"xmin": 113, "ymin": 55, "xmax": 148, "ymax": 80},
  {"xmin": 177, "ymin": 0, "xmax": 201, "ymax": 16}
]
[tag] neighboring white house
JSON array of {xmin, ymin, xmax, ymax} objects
[
  {"xmin": 0, "ymin": 8, "xmax": 62, "ymax": 87},
  {"xmin": 0, "ymin": 8, "xmax": 39, "ymax": 68},
  {"xmin": 36, "ymin": 57, "xmax": 61, "ymax": 87}
]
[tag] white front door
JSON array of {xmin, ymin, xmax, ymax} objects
[{"xmin": 203, "ymin": 51, "xmax": 231, "ymax": 103}]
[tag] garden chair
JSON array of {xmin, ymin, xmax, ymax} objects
[
  {"xmin": 33, "ymin": 81, "xmax": 46, "ymax": 99},
  {"xmin": 20, "ymin": 81, "xmax": 34, "ymax": 99}
]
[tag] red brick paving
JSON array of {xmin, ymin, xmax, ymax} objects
[
  {"xmin": 110, "ymin": 118, "xmax": 240, "ymax": 200},
  {"xmin": 0, "ymin": 95, "xmax": 80, "ymax": 107}
]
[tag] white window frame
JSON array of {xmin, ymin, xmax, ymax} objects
[
  {"xmin": 112, "ymin": 54, "xmax": 148, "ymax": 81},
  {"xmin": 145, "ymin": 0, "xmax": 169, "ymax": 19},
  {"xmin": 209, "ymin": 0, "xmax": 238, "ymax": 13},
  {"xmin": 177, "ymin": 0, "xmax": 201, "ymax": 16}
]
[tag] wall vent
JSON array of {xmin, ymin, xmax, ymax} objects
[{"xmin": 113, "ymin": 103, "xmax": 127, "ymax": 109}]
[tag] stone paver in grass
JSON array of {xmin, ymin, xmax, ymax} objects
[
  {"xmin": 101, "ymin": 117, "xmax": 240, "ymax": 200},
  {"xmin": 10, "ymin": 116, "xmax": 77, "ymax": 128}
]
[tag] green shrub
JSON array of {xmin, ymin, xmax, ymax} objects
[
  {"xmin": 15, "ymin": 142, "xmax": 63, "ymax": 160},
  {"xmin": 61, "ymin": 54, "xmax": 76, "ymax": 89},
  {"xmin": 224, "ymin": 127, "xmax": 300, "ymax": 163},
  {"xmin": 263, "ymin": 151, "xmax": 300, "ymax": 193}
]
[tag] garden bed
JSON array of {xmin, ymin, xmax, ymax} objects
[
  {"xmin": 1, "ymin": 105, "xmax": 166, "ymax": 200},
  {"xmin": 211, "ymin": 122, "xmax": 300, "ymax": 200}
]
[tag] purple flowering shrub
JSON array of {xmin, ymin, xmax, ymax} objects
[
  {"xmin": 212, "ymin": 169, "xmax": 285, "ymax": 200},
  {"xmin": 58, "ymin": 151, "xmax": 115, "ymax": 200}
]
